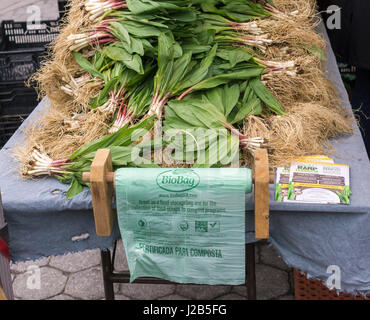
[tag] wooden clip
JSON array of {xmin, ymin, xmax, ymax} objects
[
  {"xmin": 87, "ymin": 149, "xmax": 115, "ymax": 237},
  {"xmin": 254, "ymin": 149, "xmax": 270, "ymax": 239}
]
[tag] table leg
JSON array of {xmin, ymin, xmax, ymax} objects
[
  {"xmin": 101, "ymin": 249, "xmax": 115, "ymax": 300},
  {"xmin": 101, "ymin": 243, "xmax": 257, "ymax": 300},
  {"xmin": 0, "ymin": 194, "xmax": 13, "ymax": 300},
  {"xmin": 246, "ymin": 243, "xmax": 257, "ymax": 300}
]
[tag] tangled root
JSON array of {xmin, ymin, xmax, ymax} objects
[
  {"xmin": 17, "ymin": 106, "xmax": 112, "ymax": 164},
  {"xmin": 243, "ymin": 103, "xmax": 354, "ymax": 168}
]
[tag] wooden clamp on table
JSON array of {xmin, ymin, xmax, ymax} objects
[{"xmin": 82, "ymin": 148, "xmax": 271, "ymax": 239}]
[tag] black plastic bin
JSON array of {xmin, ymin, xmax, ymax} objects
[
  {"xmin": 58, "ymin": 0, "xmax": 69, "ymax": 20},
  {"xmin": 0, "ymin": 19, "xmax": 61, "ymax": 83},
  {"xmin": 0, "ymin": 47, "xmax": 46, "ymax": 83},
  {"xmin": 0, "ymin": 83, "xmax": 39, "ymax": 116},
  {"xmin": 0, "ymin": 19, "xmax": 60, "ymax": 148}
]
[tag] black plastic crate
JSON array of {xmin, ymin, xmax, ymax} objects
[
  {"xmin": 0, "ymin": 47, "xmax": 46, "ymax": 84},
  {"xmin": 0, "ymin": 84, "xmax": 39, "ymax": 116},
  {"xmin": 0, "ymin": 18, "xmax": 60, "ymax": 146},
  {"xmin": 58, "ymin": 0, "xmax": 69, "ymax": 20},
  {"xmin": 0, "ymin": 114, "xmax": 28, "ymax": 148},
  {"xmin": 1, "ymin": 20, "xmax": 60, "ymax": 50},
  {"xmin": 0, "ymin": 19, "xmax": 59, "ymax": 84}
]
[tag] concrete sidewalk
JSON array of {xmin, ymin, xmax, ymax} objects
[{"xmin": 10, "ymin": 240, "xmax": 294, "ymax": 300}]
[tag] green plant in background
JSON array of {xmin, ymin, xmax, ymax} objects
[
  {"xmin": 287, "ymin": 181, "xmax": 296, "ymax": 200},
  {"xmin": 275, "ymin": 183, "xmax": 283, "ymax": 202},
  {"xmin": 336, "ymin": 185, "xmax": 352, "ymax": 204}
]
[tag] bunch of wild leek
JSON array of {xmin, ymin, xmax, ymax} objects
[{"xmin": 27, "ymin": 0, "xmax": 296, "ymax": 198}]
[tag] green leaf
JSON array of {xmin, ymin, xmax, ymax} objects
[
  {"xmin": 154, "ymin": 32, "xmax": 176, "ymax": 95},
  {"xmin": 90, "ymin": 78, "xmax": 117, "ymax": 109},
  {"xmin": 218, "ymin": 133, "xmax": 239, "ymax": 166},
  {"xmin": 66, "ymin": 177, "xmax": 84, "ymax": 200},
  {"xmin": 157, "ymin": 32, "xmax": 174, "ymax": 72},
  {"xmin": 110, "ymin": 62, "xmax": 125, "ymax": 80},
  {"xmin": 126, "ymin": 64, "xmax": 155, "ymax": 87},
  {"xmin": 183, "ymin": 67, "xmax": 263, "ymax": 94},
  {"xmin": 129, "ymin": 37, "xmax": 145, "ymax": 56},
  {"xmin": 166, "ymin": 98, "xmax": 226, "ymax": 130},
  {"xmin": 173, "ymin": 41, "xmax": 183, "ymax": 58},
  {"xmin": 205, "ymin": 86, "xmax": 225, "ymax": 114},
  {"xmin": 232, "ymin": 98, "xmax": 261, "ymax": 124},
  {"xmin": 336, "ymin": 191, "xmax": 349, "ymax": 204},
  {"xmin": 110, "ymin": 146, "xmax": 134, "ymax": 166},
  {"xmin": 167, "ymin": 52, "xmax": 193, "ymax": 91},
  {"xmin": 110, "ymin": 22, "xmax": 131, "ymax": 46},
  {"xmin": 69, "ymin": 125, "xmax": 127, "ymax": 160},
  {"xmin": 192, "ymin": 101, "xmax": 226, "ymax": 129},
  {"xmin": 126, "ymin": 0, "xmax": 196, "ymax": 20},
  {"xmin": 228, "ymin": 83, "xmax": 262, "ymax": 123},
  {"xmin": 69, "ymin": 116, "xmax": 155, "ymax": 160},
  {"xmin": 197, "ymin": 28, "xmax": 216, "ymax": 45},
  {"xmin": 110, "ymin": 116, "xmax": 155, "ymax": 147},
  {"xmin": 183, "ymin": 44, "xmax": 212, "ymax": 54},
  {"xmin": 249, "ymin": 77, "xmax": 286, "ymax": 115},
  {"xmin": 174, "ymin": 44, "xmax": 218, "ymax": 93},
  {"xmin": 199, "ymin": 13, "xmax": 230, "ymax": 26},
  {"xmin": 122, "ymin": 14, "xmax": 169, "ymax": 28},
  {"xmin": 170, "ymin": 10, "xmax": 197, "ymax": 22},
  {"xmin": 104, "ymin": 46, "xmax": 144, "ymax": 74},
  {"xmin": 204, "ymin": 84, "xmax": 240, "ymax": 117},
  {"xmin": 223, "ymin": 84, "xmax": 240, "ymax": 116},
  {"xmin": 193, "ymin": 132, "xmax": 239, "ymax": 168},
  {"xmin": 200, "ymin": 1, "xmax": 268, "ymax": 22},
  {"xmin": 344, "ymin": 185, "xmax": 352, "ymax": 197},
  {"xmin": 275, "ymin": 183, "xmax": 282, "ymax": 201},
  {"xmin": 73, "ymin": 52, "xmax": 104, "ymax": 80},
  {"xmin": 122, "ymin": 21, "xmax": 163, "ymax": 38},
  {"xmin": 166, "ymin": 100, "xmax": 208, "ymax": 128},
  {"xmin": 93, "ymin": 52, "xmax": 106, "ymax": 71},
  {"xmin": 288, "ymin": 182, "xmax": 295, "ymax": 200},
  {"xmin": 115, "ymin": 36, "xmax": 145, "ymax": 56},
  {"xmin": 216, "ymin": 47, "xmax": 253, "ymax": 68},
  {"xmin": 303, "ymin": 45, "xmax": 327, "ymax": 61},
  {"xmin": 127, "ymin": 79, "xmax": 153, "ymax": 116}
]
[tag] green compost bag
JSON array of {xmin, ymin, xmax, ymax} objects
[{"xmin": 115, "ymin": 168, "xmax": 252, "ymax": 285}]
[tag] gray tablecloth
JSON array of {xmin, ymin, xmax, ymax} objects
[{"xmin": 0, "ymin": 24, "xmax": 369, "ymax": 295}]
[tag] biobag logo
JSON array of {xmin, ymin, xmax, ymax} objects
[{"xmin": 157, "ymin": 169, "xmax": 200, "ymax": 192}]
